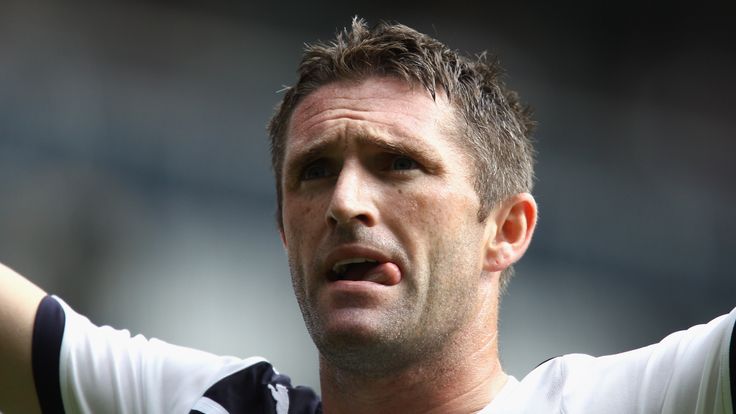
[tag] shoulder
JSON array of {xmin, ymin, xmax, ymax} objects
[
  {"xmin": 506, "ymin": 309, "xmax": 735, "ymax": 413},
  {"xmin": 190, "ymin": 360, "xmax": 321, "ymax": 414},
  {"xmin": 36, "ymin": 296, "xmax": 323, "ymax": 414}
]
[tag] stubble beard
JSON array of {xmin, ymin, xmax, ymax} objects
[
  {"xmin": 288, "ymin": 247, "xmax": 425, "ymax": 377},
  {"xmin": 288, "ymin": 234, "xmax": 481, "ymax": 378}
]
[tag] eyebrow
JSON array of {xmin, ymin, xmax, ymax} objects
[
  {"xmin": 356, "ymin": 135, "xmax": 443, "ymax": 170},
  {"xmin": 285, "ymin": 139, "xmax": 332, "ymax": 172},
  {"xmin": 285, "ymin": 131, "xmax": 444, "ymax": 177}
]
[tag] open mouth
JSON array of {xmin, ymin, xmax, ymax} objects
[
  {"xmin": 329, "ymin": 258, "xmax": 380, "ymax": 281},
  {"xmin": 327, "ymin": 258, "xmax": 401, "ymax": 286}
]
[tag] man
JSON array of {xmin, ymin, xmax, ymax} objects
[{"xmin": 0, "ymin": 17, "xmax": 733, "ymax": 414}]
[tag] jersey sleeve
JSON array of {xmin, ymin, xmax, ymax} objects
[
  {"xmin": 32, "ymin": 295, "xmax": 267, "ymax": 414},
  {"xmin": 556, "ymin": 307, "xmax": 735, "ymax": 413}
]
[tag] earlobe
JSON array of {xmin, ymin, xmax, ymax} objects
[
  {"xmin": 483, "ymin": 193, "xmax": 537, "ymax": 272},
  {"xmin": 484, "ymin": 242, "xmax": 513, "ymax": 272}
]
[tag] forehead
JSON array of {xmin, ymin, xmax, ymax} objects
[{"xmin": 285, "ymin": 76, "xmax": 458, "ymax": 153}]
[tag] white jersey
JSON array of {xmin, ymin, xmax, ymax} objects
[
  {"xmin": 482, "ymin": 312, "xmax": 735, "ymax": 413},
  {"xmin": 33, "ymin": 296, "xmax": 734, "ymax": 413}
]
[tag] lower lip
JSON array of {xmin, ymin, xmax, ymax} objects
[
  {"xmin": 322, "ymin": 280, "xmax": 397, "ymax": 306},
  {"xmin": 327, "ymin": 279, "xmax": 395, "ymax": 291}
]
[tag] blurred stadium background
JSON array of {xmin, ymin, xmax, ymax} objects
[{"xmin": 1, "ymin": 0, "xmax": 734, "ymax": 390}]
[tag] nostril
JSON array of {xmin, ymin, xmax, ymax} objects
[
  {"xmin": 355, "ymin": 213, "xmax": 372, "ymax": 225},
  {"xmin": 326, "ymin": 209, "xmax": 375, "ymax": 227}
]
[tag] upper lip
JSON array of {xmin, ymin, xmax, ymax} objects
[{"xmin": 322, "ymin": 244, "xmax": 399, "ymax": 280}]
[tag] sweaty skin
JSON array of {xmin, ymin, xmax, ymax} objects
[{"xmin": 280, "ymin": 76, "xmax": 537, "ymax": 414}]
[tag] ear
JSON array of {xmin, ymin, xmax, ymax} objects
[{"xmin": 483, "ymin": 193, "xmax": 537, "ymax": 272}]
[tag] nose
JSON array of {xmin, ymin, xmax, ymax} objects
[{"xmin": 326, "ymin": 161, "xmax": 378, "ymax": 227}]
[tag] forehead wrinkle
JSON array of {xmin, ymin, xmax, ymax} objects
[
  {"xmin": 309, "ymin": 119, "xmax": 430, "ymax": 152},
  {"xmin": 294, "ymin": 98, "xmax": 447, "ymax": 144},
  {"xmin": 292, "ymin": 98, "xmax": 426, "ymax": 141},
  {"xmin": 290, "ymin": 80, "xmax": 446, "ymax": 138},
  {"xmin": 286, "ymin": 77, "xmax": 461, "ymax": 168}
]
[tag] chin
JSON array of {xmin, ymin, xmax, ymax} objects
[
  {"xmin": 309, "ymin": 314, "xmax": 420, "ymax": 375},
  {"xmin": 316, "ymin": 311, "xmax": 391, "ymax": 347},
  {"xmin": 316, "ymin": 336, "xmax": 413, "ymax": 377}
]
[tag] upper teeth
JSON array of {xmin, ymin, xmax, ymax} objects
[{"xmin": 332, "ymin": 258, "xmax": 377, "ymax": 274}]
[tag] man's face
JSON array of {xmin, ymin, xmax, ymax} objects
[{"xmin": 280, "ymin": 76, "xmax": 494, "ymax": 373}]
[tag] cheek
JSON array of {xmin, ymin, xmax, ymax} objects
[
  {"xmin": 283, "ymin": 197, "xmax": 328, "ymax": 261},
  {"xmin": 384, "ymin": 189, "xmax": 465, "ymax": 260},
  {"xmin": 283, "ymin": 197, "xmax": 319, "ymax": 231},
  {"xmin": 283, "ymin": 203, "xmax": 307, "ymax": 247},
  {"xmin": 399, "ymin": 187, "xmax": 484, "ymax": 272},
  {"xmin": 409, "ymin": 188, "xmax": 478, "ymax": 229}
]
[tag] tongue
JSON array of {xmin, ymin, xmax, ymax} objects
[
  {"xmin": 343, "ymin": 262, "xmax": 377, "ymax": 280},
  {"xmin": 344, "ymin": 262, "xmax": 401, "ymax": 285}
]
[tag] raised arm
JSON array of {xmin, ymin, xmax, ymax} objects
[{"xmin": 0, "ymin": 263, "xmax": 46, "ymax": 414}]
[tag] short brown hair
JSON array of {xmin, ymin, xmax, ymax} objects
[{"xmin": 268, "ymin": 17, "xmax": 535, "ymax": 290}]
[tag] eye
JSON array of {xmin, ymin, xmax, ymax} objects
[
  {"xmin": 301, "ymin": 161, "xmax": 332, "ymax": 181},
  {"xmin": 390, "ymin": 155, "xmax": 419, "ymax": 171}
]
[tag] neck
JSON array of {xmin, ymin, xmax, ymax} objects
[{"xmin": 319, "ymin": 283, "xmax": 506, "ymax": 414}]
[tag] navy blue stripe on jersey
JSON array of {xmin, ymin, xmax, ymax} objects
[
  {"xmin": 32, "ymin": 295, "xmax": 66, "ymax": 414},
  {"xmin": 534, "ymin": 356, "xmax": 560, "ymax": 369},
  {"xmin": 190, "ymin": 361, "xmax": 321, "ymax": 414},
  {"xmin": 729, "ymin": 315, "xmax": 734, "ymax": 409}
]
